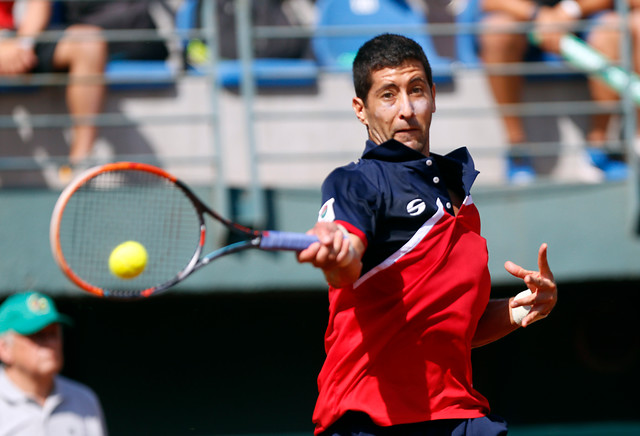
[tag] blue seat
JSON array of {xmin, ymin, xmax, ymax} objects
[
  {"xmin": 215, "ymin": 58, "xmax": 318, "ymax": 88},
  {"xmin": 105, "ymin": 60, "xmax": 176, "ymax": 90},
  {"xmin": 312, "ymin": 0, "xmax": 453, "ymax": 83},
  {"xmin": 454, "ymin": 0, "xmax": 482, "ymax": 68},
  {"xmin": 178, "ymin": 0, "xmax": 318, "ymax": 88}
]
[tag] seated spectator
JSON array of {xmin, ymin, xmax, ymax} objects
[
  {"xmin": 187, "ymin": 0, "xmax": 311, "ymax": 67},
  {"xmin": 479, "ymin": 0, "xmax": 628, "ymax": 183},
  {"xmin": 0, "ymin": 0, "xmax": 108, "ymax": 181},
  {"xmin": 62, "ymin": 1, "xmax": 169, "ymax": 61},
  {"xmin": 586, "ymin": 1, "xmax": 640, "ymax": 173},
  {"xmin": 0, "ymin": 291, "xmax": 107, "ymax": 435}
]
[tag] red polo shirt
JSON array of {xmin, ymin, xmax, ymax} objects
[{"xmin": 313, "ymin": 141, "xmax": 491, "ymax": 434}]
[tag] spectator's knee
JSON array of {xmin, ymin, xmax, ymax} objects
[
  {"xmin": 479, "ymin": 14, "xmax": 527, "ymax": 62},
  {"xmin": 587, "ymin": 13, "xmax": 619, "ymax": 58},
  {"xmin": 630, "ymin": 10, "xmax": 640, "ymax": 39},
  {"xmin": 64, "ymin": 25, "xmax": 108, "ymax": 70}
]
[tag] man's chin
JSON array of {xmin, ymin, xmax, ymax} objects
[{"xmin": 395, "ymin": 137, "xmax": 426, "ymax": 153}]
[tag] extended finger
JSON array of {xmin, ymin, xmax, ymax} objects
[
  {"xmin": 504, "ymin": 260, "xmax": 534, "ymax": 280},
  {"xmin": 537, "ymin": 243, "xmax": 554, "ymax": 280}
]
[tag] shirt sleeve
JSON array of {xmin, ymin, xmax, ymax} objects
[{"xmin": 318, "ymin": 165, "xmax": 378, "ymax": 245}]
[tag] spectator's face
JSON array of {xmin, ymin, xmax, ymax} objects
[
  {"xmin": 3, "ymin": 324, "xmax": 63, "ymax": 379},
  {"xmin": 352, "ymin": 59, "xmax": 435, "ymax": 156}
]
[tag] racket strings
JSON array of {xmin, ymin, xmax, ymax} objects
[{"xmin": 58, "ymin": 169, "xmax": 201, "ymax": 295}]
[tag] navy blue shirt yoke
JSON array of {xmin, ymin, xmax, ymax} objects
[{"xmin": 319, "ymin": 139, "xmax": 480, "ymax": 276}]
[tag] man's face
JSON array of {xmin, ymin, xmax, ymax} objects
[
  {"xmin": 1, "ymin": 324, "xmax": 63, "ymax": 379},
  {"xmin": 352, "ymin": 59, "xmax": 436, "ymax": 156}
]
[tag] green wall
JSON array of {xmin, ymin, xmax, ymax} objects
[
  {"xmin": 49, "ymin": 282, "xmax": 639, "ymax": 435},
  {"xmin": 2, "ymin": 181, "xmax": 640, "ymax": 296}
]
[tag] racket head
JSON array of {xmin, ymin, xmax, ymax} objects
[{"xmin": 50, "ymin": 162, "xmax": 208, "ymax": 298}]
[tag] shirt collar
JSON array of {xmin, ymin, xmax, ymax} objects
[
  {"xmin": 361, "ymin": 139, "xmax": 425, "ymax": 162},
  {"xmin": 360, "ymin": 139, "xmax": 480, "ymax": 193},
  {"xmin": 0, "ymin": 366, "xmax": 64, "ymax": 407},
  {"xmin": 0, "ymin": 366, "xmax": 30, "ymax": 404}
]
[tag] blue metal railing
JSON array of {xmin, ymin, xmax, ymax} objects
[{"xmin": 0, "ymin": 0, "xmax": 638, "ymax": 233}]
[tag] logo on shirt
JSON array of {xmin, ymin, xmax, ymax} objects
[
  {"xmin": 318, "ymin": 198, "xmax": 336, "ymax": 222},
  {"xmin": 406, "ymin": 199, "xmax": 426, "ymax": 216}
]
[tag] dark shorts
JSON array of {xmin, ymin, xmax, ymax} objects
[
  {"xmin": 32, "ymin": 40, "xmax": 60, "ymax": 73},
  {"xmin": 320, "ymin": 411, "xmax": 508, "ymax": 436}
]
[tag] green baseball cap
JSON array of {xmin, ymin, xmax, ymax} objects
[{"xmin": 0, "ymin": 292, "xmax": 72, "ymax": 336}]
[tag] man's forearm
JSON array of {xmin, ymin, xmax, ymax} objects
[
  {"xmin": 17, "ymin": 0, "xmax": 51, "ymax": 37},
  {"xmin": 472, "ymin": 298, "xmax": 520, "ymax": 348}
]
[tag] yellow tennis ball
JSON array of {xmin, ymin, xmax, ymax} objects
[{"xmin": 109, "ymin": 241, "xmax": 148, "ymax": 279}]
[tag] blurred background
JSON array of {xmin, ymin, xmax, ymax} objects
[{"xmin": 1, "ymin": 0, "xmax": 639, "ymax": 434}]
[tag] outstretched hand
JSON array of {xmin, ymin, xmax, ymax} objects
[{"xmin": 504, "ymin": 243, "xmax": 557, "ymax": 327}]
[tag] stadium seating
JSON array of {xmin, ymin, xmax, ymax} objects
[
  {"xmin": 177, "ymin": 0, "xmax": 318, "ymax": 88},
  {"xmin": 0, "ymin": 1, "xmax": 177, "ymax": 92},
  {"xmin": 312, "ymin": 0, "xmax": 453, "ymax": 83}
]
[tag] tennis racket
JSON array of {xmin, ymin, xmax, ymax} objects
[{"xmin": 49, "ymin": 162, "xmax": 318, "ymax": 298}]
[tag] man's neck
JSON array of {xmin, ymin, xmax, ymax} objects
[{"xmin": 5, "ymin": 366, "xmax": 55, "ymax": 406}]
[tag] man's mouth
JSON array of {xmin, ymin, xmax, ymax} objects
[{"xmin": 395, "ymin": 128, "xmax": 418, "ymax": 135}]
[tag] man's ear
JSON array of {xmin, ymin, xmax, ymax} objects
[
  {"xmin": 352, "ymin": 97, "xmax": 368, "ymax": 126},
  {"xmin": 431, "ymin": 84, "xmax": 437, "ymax": 113},
  {"xmin": 0, "ymin": 335, "xmax": 13, "ymax": 365}
]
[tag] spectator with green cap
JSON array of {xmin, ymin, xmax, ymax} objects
[{"xmin": 0, "ymin": 291, "xmax": 107, "ymax": 435}]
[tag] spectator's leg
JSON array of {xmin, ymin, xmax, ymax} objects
[
  {"xmin": 585, "ymin": 11, "xmax": 619, "ymax": 145},
  {"xmin": 582, "ymin": 11, "xmax": 630, "ymax": 181},
  {"xmin": 480, "ymin": 12, "xmax": 529, "ymax": 145},
  {"xmin": 632, "ymin": 9, "xmax": 640, "ymax": 142},
  {"xmin": 52, "ymin": 25, "xmax": 107, "ymax": 167},
  {"xmin": 480, "ymin": 12, "xmax": 534, "ymax": 183}
]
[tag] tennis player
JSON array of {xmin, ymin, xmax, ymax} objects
[
  {"xmin": 0, "ymin": 291, "xmax": 107, "ymax": 435},
  {"xmin": 297, "ymin": 33, "xmax": 558, "ymax": 436}
]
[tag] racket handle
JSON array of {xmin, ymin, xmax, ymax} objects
[{"xmin": 260, "ymin": 231, "xmax": 319, "ymax": 251}]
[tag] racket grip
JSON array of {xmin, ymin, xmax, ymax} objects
[{"xmin": 260, "ymin": 231, "xmax": 319, "ymax": 251}]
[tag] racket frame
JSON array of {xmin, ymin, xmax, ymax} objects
[
  {"xmin": 50, "ymin": 162, "xmax": 317, "ymax": 298},
  {"xmin": 50, "ymin": 162, "xmax": 259, "ymax": 298}
]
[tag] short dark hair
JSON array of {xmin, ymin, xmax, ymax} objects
[{"xmin": 352, "ymin": 33, "xmax": 433, "ymax": 103}]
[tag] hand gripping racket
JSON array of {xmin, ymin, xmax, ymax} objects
[{"xmin": 49, "ymin": 162, "xmax": 318, "ymax": 298}]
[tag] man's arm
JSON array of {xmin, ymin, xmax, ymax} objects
[
  {"xmin": 0, "ymin": 0, "xmax": 51, "ymax": 75},
  {"xmin": 483, "ymin": 0, "xmax": 613, "ymax": 20},
  {"xmin": 534, "ymin": 0, "xmax": 614, "ymax": 52},
  {"xmin": 296, "ymin": 221, "xmax": 365, "ymax": 288},
  {"xmin": 17, "ymin": 0, "xmax": 52, "ymax": 39},
  {"xmin": 482, "ymin": 0, "xmax": 541, "ymax": 21},
  {"xmin": 472, "ymin": 243, "xmax": 558, "ymax": 348}
]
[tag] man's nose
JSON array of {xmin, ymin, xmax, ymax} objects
[{"xmin": 398, "ymin": 93, "xmax": 414, "ymax": 118}]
